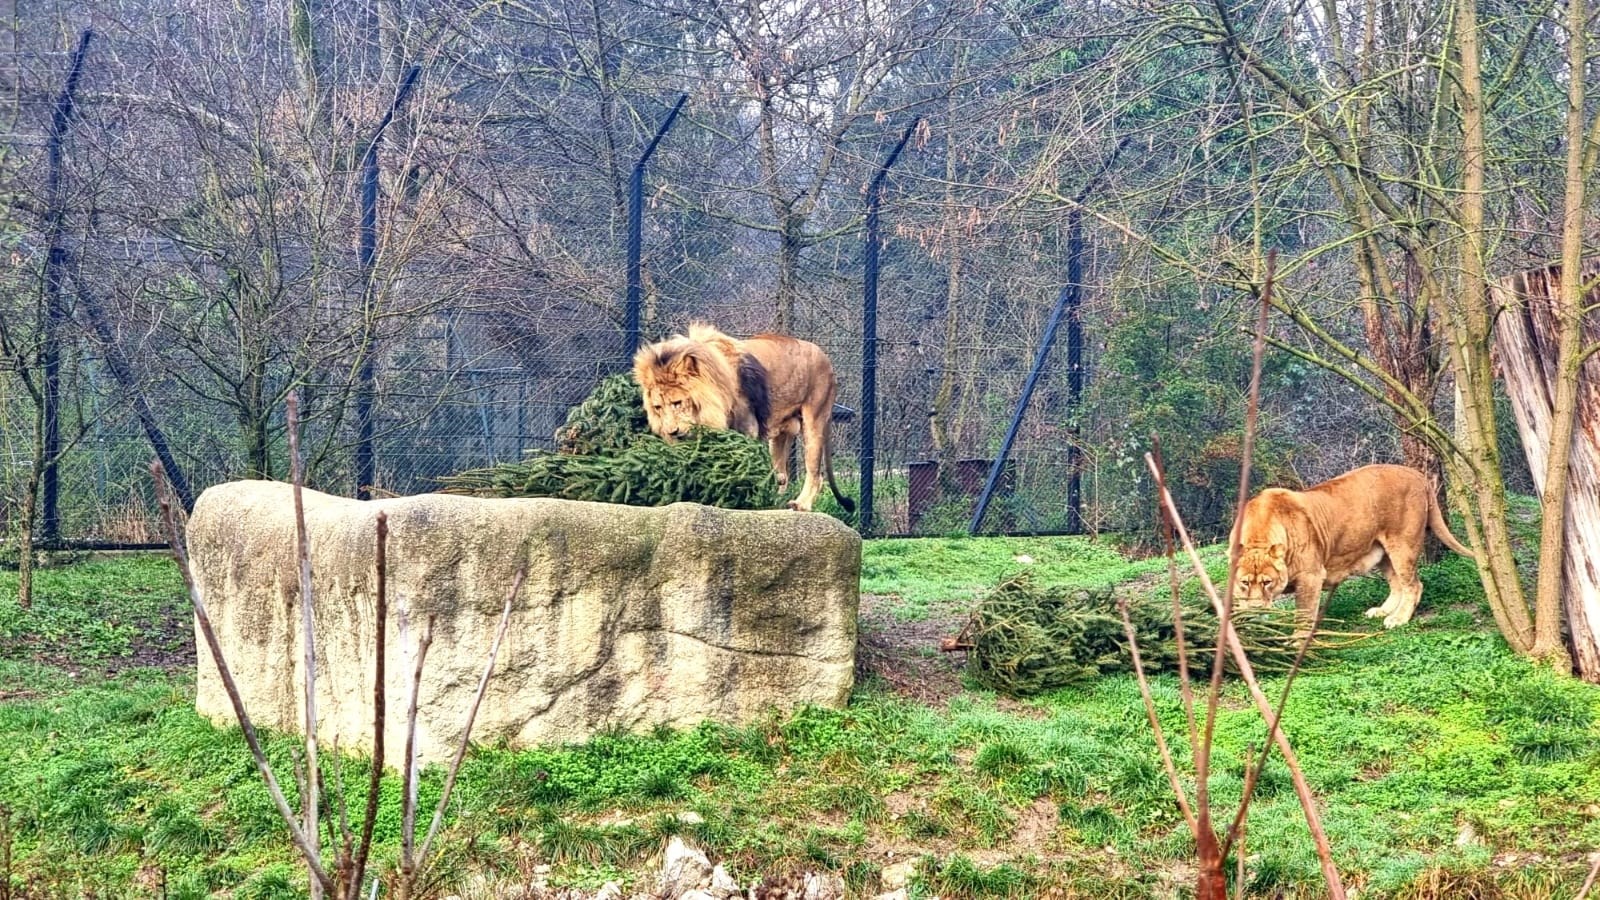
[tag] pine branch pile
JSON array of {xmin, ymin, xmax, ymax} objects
[
  {"xmin": 966, "ymin": 574, "xmax": 1363, "ymax": 696},
  {"xmin": 553, "ymin": 373, "xmax": 650, "ymax": 455},
  {"xmin": 439, "ymin": 374, "xmax": 779, "ymax": 510}
]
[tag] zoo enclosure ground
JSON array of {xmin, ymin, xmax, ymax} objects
[{"xmin": 0, "ymin": 526, "xmax": 1598, "ymax": 899}]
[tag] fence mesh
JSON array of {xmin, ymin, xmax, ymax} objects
[{"xmin": 0, "ymin": 3, "xmax": 1418, "ymax": 551}]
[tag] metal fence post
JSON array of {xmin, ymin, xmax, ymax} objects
[
  {"xmin": 1065, "ymin": 206, "xmax": 1085, "ymax": 532},
  {"xmin": 860, "ymin": 119, "xmax": 919, "ymax": 536},
  {"xmin": 355, "ymin": 64, "xmax": 421, "ymax": 500},
  {"xmin": 625, "ymin": 94, "xmax": 688, "ymax": 357},
  {"xmin": 39, "ymin": 28, "xmax": 93, "ymax": 542}
]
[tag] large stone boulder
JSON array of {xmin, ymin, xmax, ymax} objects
[{"xmin": 186, "ymin": 481, "xmax": 860, "ymax": 764}]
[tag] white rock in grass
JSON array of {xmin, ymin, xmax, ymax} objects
[
  {"xmin": 802, "ymin": 871, "xmax": 846, "ymax": 900},
  {"xmin": 659, "ymin": 836, "xmax": 714, "ymax": 895},
  {"xmin": 591, "ymin": 882, "xmax": 623, "ymax": 900},
  {"xmin": 709, "ymin": 864, "xmax": 741, "ymax": 897},
  {"xmin": 880, "ymin": 860, "xmax": 916, "ymax": 891}
]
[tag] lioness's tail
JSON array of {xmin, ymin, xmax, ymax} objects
[{"xmin": 1428, "ymin": 494, "xmax": 1476, "ymax": 560}]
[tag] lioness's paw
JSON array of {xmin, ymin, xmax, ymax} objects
[
  {"xmin": 1382, "ymin": 613, "xmax": 1410, "ymax": 629},
  {"xmin": 1364, "ymin": 606, "xmax": 1386, "ymax": 618},
  {"xmin": 786, "ymin": 500, "xmax": 807, "ymax": 512}
]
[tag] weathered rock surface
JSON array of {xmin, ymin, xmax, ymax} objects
[{"xmin": 187, "ymin": 481, "xmax": 860, "ymax": 764}]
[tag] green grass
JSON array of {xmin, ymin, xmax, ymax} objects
[
  {"xmin": 2, "ymin": 536, "xmax": 1598, "ymax": 898},
  {"xmin": 859, "ymin": 534, "xmax": 1207, "ymax": 620},
  {"xmin": 0, "ymin": 555, "xmax": 189, "ymax": 668}
]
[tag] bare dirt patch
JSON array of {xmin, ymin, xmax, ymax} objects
[{"xmin": 855, "ymin": 594, "xmax": 969, "ymax": 703}]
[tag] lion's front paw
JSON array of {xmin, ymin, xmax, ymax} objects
[
  {"xmin": 786, "ymin": 500, "xmax": 805, "ymax": 511},
  {"xmin": 1382, "ymin": 612, "xmax": 1410, "ymax": 629},
  {"xmin": 1364, "ymin": 606, "xmax": 1386, "ymax": 619}
]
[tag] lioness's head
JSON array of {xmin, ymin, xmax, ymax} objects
[
  {"xmin": 632, "ymin": 337, "xmax": 735, "ymax": 441},
  {"xmin": 1233, "ymin": 543, "xmax": 1288, "ymax": 606}
]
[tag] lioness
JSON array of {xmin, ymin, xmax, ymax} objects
[
  {"xmin": 633, "ymin": 323, "xmax": 855, "ymax": 513},
  {"xmin": 1230, "ymin": 463, "xmax": 1474, "ymax": 628}
]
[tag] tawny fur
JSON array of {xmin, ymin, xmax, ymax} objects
[
  {"xmin": 1229, "ymin": 463, "xmax": 1475, "ymax": 629},
  {"xmin": 633, "ymin": 322, "xmax": 855, "ymax": 513}
]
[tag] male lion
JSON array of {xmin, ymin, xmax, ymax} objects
[
  {"xmin": 633, "ymin": 323, "xmax": 855, "ymax": 513},
  {"xmin": 1230, "ymin": 463, "xmax": 1474, "ymax": 628}
]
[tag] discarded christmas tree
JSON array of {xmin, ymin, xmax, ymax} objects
[
  {"xmin": 965, "ymin": 574, "xmax": 1363, "ymax": 695},
  {"xmin": 440, "ymin": 373, "xmax": 779, "ymax": 510}
]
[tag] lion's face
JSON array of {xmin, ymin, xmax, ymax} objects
[
  {"xmin": 640, "ymin": 380, "xmax": 704, "ymax": 441},
  {"xmin": 633, "ymin": 340, "xmax": 731, "ymax": 442},
  {"xmin": 1233, "ymin": 543, "xmax": 1288, "ymax": 607}
]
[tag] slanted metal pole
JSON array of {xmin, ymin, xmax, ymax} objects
[
  {"xmin": 859, "ymin": 119, "xmax": 919, "ymax": 536},
  {"xmin": 970, "ymin": 282, "xmax": 1072, "ymax": 535},
  {"xmin": 625, "ymin": 94, "xmax": 688, "ymax": 357},
  {"xmin": 355, "ymin": 64, "xmax": 420, "ymax": 500},
  {"xmin": 971, "ymin": 139, "xmax": 1125, "ymax": 535}
]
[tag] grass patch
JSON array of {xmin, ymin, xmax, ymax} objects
[
  {"xmin": 2, "ymin": 537, "xmax": 1598, "ymax": 897},
  {"xmin": 860, "ymin": 535, "xmax": 1189, "ymax": 620},
  {"xmin": 0, "ymin": 555, "xmax": 190, "ymax": 670}
]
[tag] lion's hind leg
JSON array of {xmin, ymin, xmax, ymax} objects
[
  {"xmin": 1374, "ymin": 539, "xmax": 1424, "ymax": 629},
  {"xmin": 1364, "ymin": 556, "xmax": 1405, "ymax": 621},
  {"xmin": 770, "ymin": 423, "xmax": 796, "ymax": 493},
  {"xmin": 789, "ymin": 408, "xmax": 828, "ymax": 512}
]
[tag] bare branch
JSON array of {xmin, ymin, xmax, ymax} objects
[
  {"xmin": 1143, "ymin": 455, "xmax": 1346, "ymax": 899},
  {"xmin": 417, "ymin": 568, "xmax": 528, "ymax": 868},
  {"xmin": 149, "ymin": 461, "xmax": 332, "ymax": 891},
  {"xmin": 286, "ymin": 392, "xmax": 324, "ymax": 900}
]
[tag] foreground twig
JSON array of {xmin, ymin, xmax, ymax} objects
[
  {"xmin": 1151, "ymin": 436, "xmax": 1201, "ymax": 773},
  {"xmin": 150, "ymin": 461, "xmax": 332, "ymax": 891},
  {"xmin": 286, "ymin": 392, "xmax": 324, "ymax": 900},
  {"xmin": 398, "ymin": 608, "xmax": 435, "ymax": 895},
  {"xmin": 1145, "ymin": 456, "xmax": 1347, "ymax": 898},
  {"xmin": 1576, "ymin": 852, "xmax": 1600, "ymax": 900},
  {"xmin": 1224, "ymin": 586, "xmax": 1330, "ymax": 858},
  {"xmin": 1118, "ymin": 597, "xmax": 1199, "ymax": 835},
  {"xmin": 1125, "ymin": 250, "xmax": 1345, "ymax": 899},
  {"xmin": 417, "ymin": 569, "xmax": 526, "ymax": 866},
  {"xmin": 159, "ymin": 397, "xmax": 525, "ymax": 899},
  {"xmin": 348, "ymin": 512, "xmax": 390, "ymax": 900}
]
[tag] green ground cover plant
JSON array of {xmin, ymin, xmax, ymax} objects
[{"xmin": 1, "ymin": 526, "xmax": 1597, "ymax": 898}]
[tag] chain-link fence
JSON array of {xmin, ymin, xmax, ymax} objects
[
  {"xmin": 1, "ymin": 2, "xmax": 1418, "ymax": 552},
  {"xmin": 8, "ymin": 282, "xmax": 1107, "ymax": 546}
]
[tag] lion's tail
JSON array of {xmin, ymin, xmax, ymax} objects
[
  {"xmin": 1428, "ymin": 493, "xmax": 1476, "ymax": 560},
  {"xmin": 824, "ymin": 427, "xmax": 856, "ymax": 514},
  {"xmin": 832, "ymin": 441, "xmax": 857, "ymax": 512}
]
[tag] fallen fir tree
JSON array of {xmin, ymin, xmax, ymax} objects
[
  {"xmin": 964, "ymin": 574, "xmax": 1366, "ymax": 696},
  {"xmin": 440, "ymin": 374, "xmax": 779, "ymax": 510}
]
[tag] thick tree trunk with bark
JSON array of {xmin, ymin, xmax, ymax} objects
[{"xmin": 1491, "ymin": 260, "xmax": 1600, "ymax": 681}]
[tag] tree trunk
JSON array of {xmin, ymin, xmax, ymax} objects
[
  {"xmin": 929, "ymin": 77, "xmax": 963, "ymax": 461},
  {"xmin": 1490, "ymin": 261, "xmax": 1600, "ymax": 681},
  {"xmin": 15, "ymin": 433, "xmax": 40, "ymax": 610},
  {"xmin": 241, "ymin": 372, "xmax": 272, "ymax": 481},
  {"xmin": 776, "ymin": 210, "xmax": 800, "ymax": 333},
  {"xmin": 1446, "ymin": 0, "xmax": 1536, "ymax": 656}
]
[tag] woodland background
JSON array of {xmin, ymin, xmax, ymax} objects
[{"xmin": 0, "ymin": 0, "xmax": 1576, "ymax": 546}]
